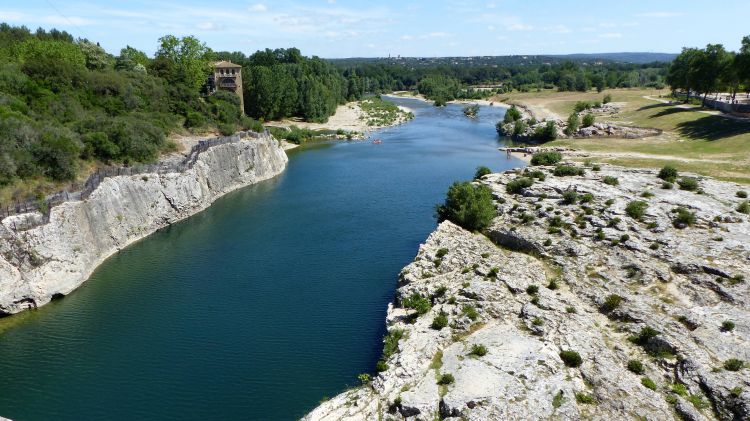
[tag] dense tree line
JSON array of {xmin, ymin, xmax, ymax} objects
[
  {"xmin": 331, "ymin": 58, "xmax": 669, "ymax": 97},
  {"xmin": 0, "ymin": 24, "xmax": 251, "ymax": 190},
  {"xmin": 215, "ymin": 48, "xmax": 359, "ymax": 122},
  {"xmin": 666, "ymin": 36, "xmax": 750, "ymax": 105}
]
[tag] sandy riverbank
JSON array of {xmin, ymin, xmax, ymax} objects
[{"xmin": 265, "ymin": 100, "xmax": 413, "ymax": 134}]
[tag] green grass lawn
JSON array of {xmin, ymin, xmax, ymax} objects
[{"xmin": 494, "ymin": 89, "xmax": 750, "ymax": 184}]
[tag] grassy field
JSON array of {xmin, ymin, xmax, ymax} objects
[{"xmin": 491, "ymin": 88, "xmax": 750, "ymax": 184}]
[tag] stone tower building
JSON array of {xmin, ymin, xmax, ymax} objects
[{"xmin": 208, "ymin": 61, "xmax": 244, "ymax": 114}]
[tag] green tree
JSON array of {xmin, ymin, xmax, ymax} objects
[
  {"xmin": 78, "ymin": 40, "xmax": 111, "ymax": 70},
  {"xmin": 116, "ymin": 45, "xmax": 149, "ymax": 72},
  {"xmin": 690, "ymin": 44, "xmax": 732, "ymax": 106},
  {"xmin": 155, "ymin": 35, "xmax": 213, "ymax": 91},
  {"xmin": 436, "ymin": 181, "xmax": 496, "ymax": 231},
  {"xmin": 667, "ymin": 48, "xmax": 701, "ymax": 102}
]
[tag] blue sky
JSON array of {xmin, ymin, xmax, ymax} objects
[{"xmin": 2, "ymin": 0, "xmax": 748, "ymax": 58}]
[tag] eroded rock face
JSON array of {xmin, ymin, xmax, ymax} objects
[
  {"xmin": 0, "ymin": 136, "xmax": 288, "ymax": 315},
  {"xmin": 306, "ymin": 164, "xmax": 749, "ymax": 421}
]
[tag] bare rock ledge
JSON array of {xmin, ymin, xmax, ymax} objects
[
  {"xmin": 0, "ymin": 135, "xmax": 288, "ymax": 315},
  {"xmin": 306, "ymin": 164, "xmax": 749, "ymax": 421}
]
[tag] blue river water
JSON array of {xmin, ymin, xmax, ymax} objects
[{"xmin": 0, "ymin": 97, "xmax": 520, "ymax": 420}]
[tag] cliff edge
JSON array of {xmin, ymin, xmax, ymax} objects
[
  {"xmin": 0, "ymin": 134, "xmax": 288, "ymax": 315},
  {"xmin": 306, "ymin": 164, "xmax": 749, "ymax": 420}
]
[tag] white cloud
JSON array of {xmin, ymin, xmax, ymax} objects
[
  {"xmin": 487, "ymin": 25, "xmax": 495, "ymax": 31},
  {"xmin": 599, "ymin": 32, "xmax": 622, "ymax": 39},
  {"xmin": 507, "ymin": 23, "xmax": 533, "ymax": 31},
  {"xmin": 635, "ymin": 11, "xmax": 682, "ymax": 18},
  {"xmin": 248, "ymin": 4, "xmax": 268, "ymax": 12}
]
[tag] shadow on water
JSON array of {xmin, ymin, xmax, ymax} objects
[{"xmin": 0, "ymin": 97, "xmax": 522, "ymax": 421}]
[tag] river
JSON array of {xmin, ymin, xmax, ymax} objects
[{"xmin": 0, "ymin": 97, "xmax": 521, "ymax": 420}]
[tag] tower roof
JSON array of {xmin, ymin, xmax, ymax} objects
[{"xmin": 213, "ymin": 61, "xmax": 242, "ymax": 68}]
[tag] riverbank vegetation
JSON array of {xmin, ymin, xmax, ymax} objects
[
  {"xmin": 359, "ymin": 97, "xmax": 413, "ymax": 126},
  {"xmin": 0, "ymin": 24, "xmax": 255, "ymax": 200}
]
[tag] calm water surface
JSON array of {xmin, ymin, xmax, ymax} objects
[{"xmin": 0, "ymin": 98, "xmax": 521, "ymax": 420}]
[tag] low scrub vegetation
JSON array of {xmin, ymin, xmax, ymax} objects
[
  {"xmin": 530, "ymin": 151, "xmax": 562, "ymax": 166},
  {"xmin": 553, "ymin": 165, "xmax": 584, "ymax": 177},
  {"xmin": 559, "ymin": 350, "xmax": 582, "ymax": 367},
  {"xmin": 625, "ymin": 200, "xmax": 648, "ymax": 220}
]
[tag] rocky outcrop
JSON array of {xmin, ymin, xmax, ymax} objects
[
  {"xmin": 0, "ymin": 135, "xmax": 288, "ymax": 315},
  {"xmin": 499, "ymin": 118, "xmax": 660, "ymax": 141},
  {"xmin": 306, "ymin": 164, "xmax": 749, "ymax": 420}
]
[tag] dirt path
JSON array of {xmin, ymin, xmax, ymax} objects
[{"xmin": 567, "ymin": 149, "xmax": 731, "ymax": 164}]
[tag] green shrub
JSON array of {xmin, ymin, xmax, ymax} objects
[
  {"xmin": 375, "ymin": 359, "xmax": 389, "ymax": 372},
  {"xmin": 579, "ymin": 193, "xmax": 594, "ymax": 203},
  {"xmin": 544, "ymin": 239, "xmax": 552, "ymax": 246},
  {"xmin": 530, "ymin": 151, "xmax": 563, "ymax": 166},
  {"xmin": 582, "ymin": 113, "xmax": 595, "ymax": 127},
  {"xmin": 603, "ymin": 94, "xmax": 612, "ymax": 104},
  {"xmin": 574, "ymin": 101, "xmax": 592, "ymax": 112},
  {"xmin": 402, "ymin": 293, "xmax": 431, "ymax": 315},
  {"xmin": 627, "ymin": 359, "xmax": 645, "ymax": 374},
  {"xmin": 547, "ymin": 278, "xmax": 559, "ymax": 290},
  {"xmin": 431, "ymin": 312, "xmax": 449, "ymax": 330},
  {"xmin": 575, "ymin": 392, "xmax": 595, "ymax": 404},
  {"xmin": 525, "ymin": 169, "xmax": 546, "ymax": 181},
  {"xmin": 503, "ymin": 105, "xmax": 522, "ymax": 123},
  {"xmin": 506, "ymin": 177, "xmax": 534, "ymax": 194},
  {"xmin": 560, "ymin": 350, "xmax": 582, "ymax": 367},
  {"xmin": 512, "ymin": 119, "xmax": 527, "ymax": 137},
  {"xmin": 436, "ymin": 248, "xmax": 449, "ymax": 258},
  {"xmin": 662, "ymin": 181, "xmax": 673, "ymax": 189},
  {"xmin": 601, "ymin": 294, "xmax": 623, "ymax": 313},
  {"xmin": 677, "ymin": 177, "xmax": 699, "ymax": 191},
  {"xmin": 553, "ymin": 165, "xmax": 584, "ymax": 177},
  {"xmin": 526, "ymin": 284, "xmax": 539, "ymax": 295},
  {"xmin": 631, "ymin": 326, "xmax": 659, "ymax": 346},
  {"xmin": 436, "ymin": 182, "xmax": 496, "ymax": 231},
  {"xmin": 641, "ymin": 377, "xmax": 657, "ymax": 391},
  {"xmin": 737, "ymin": 201, "xmax": 750, "ymax": 214},
  {"xmin": 625, "ymin": 200, "xmax": 648, "ymax": 220},
  {"xmin": 620, "ymin": 234, "xmax": 630, "ymax": 242},
  {"xmin": 474, "ymin": 166, "xmax": 491, "ymax": 179},
  {"xmin": 437, "ymin": 373, "xmax": 455, "ymax": 385},
  {"xmin": 658, "ymin": 165, "xmax": 678, "ymax": 182},
  {"xmin": 641, "ymin": 191, "xmax": 654, "ymax": 198},
  {"xmin": 566, "ymin": 306, "xmax": 576, "ymax": 313},
  {"xmin": 737, "ymin": 191, "xmax": 748, "ymax": 199},
  {"xmin": 381, "ymin": 328, "xmax": 405, "ymax": 360},
  {"xmin": 672, "ymin": 207, "xmax": 696, "ymax": 229},
  {"xmin": 217, "ymin": 122, "xmax": 235, "ymax": 136},
  {"xmin": 358, "ymin": 373, "xmax": 371, "ymax": 384},
  {"xmin": 602, "ymin": 176, "xmax": 619, "ymax": 186},
  {"xmin": 533, "ymin": 121, "xmax": 558, "ymax": 142},
  {"xmin": 562, "ymin": 190, "xmax": 579, "ymax": 204},
  {"xmin": 469, "ymin": 344, "xmax": 488, "ymax": 357},
  {"xmin": 724, "ymin": 358, "xmax": 744, "ymax": 371},
  {"xmin": 565, "ymin": 113, "xmax": 579, "ymax": 135},
  {"xmin": 185, "ymin": 111, "xmax": 207, "ymax": 128},
  {"xmin": 721, "ymin": 320, "xmax": 735, "ymax": 332},
  {"xmin": 462, "ymin": 305, "xmax": 479, "ymax": 321}
]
